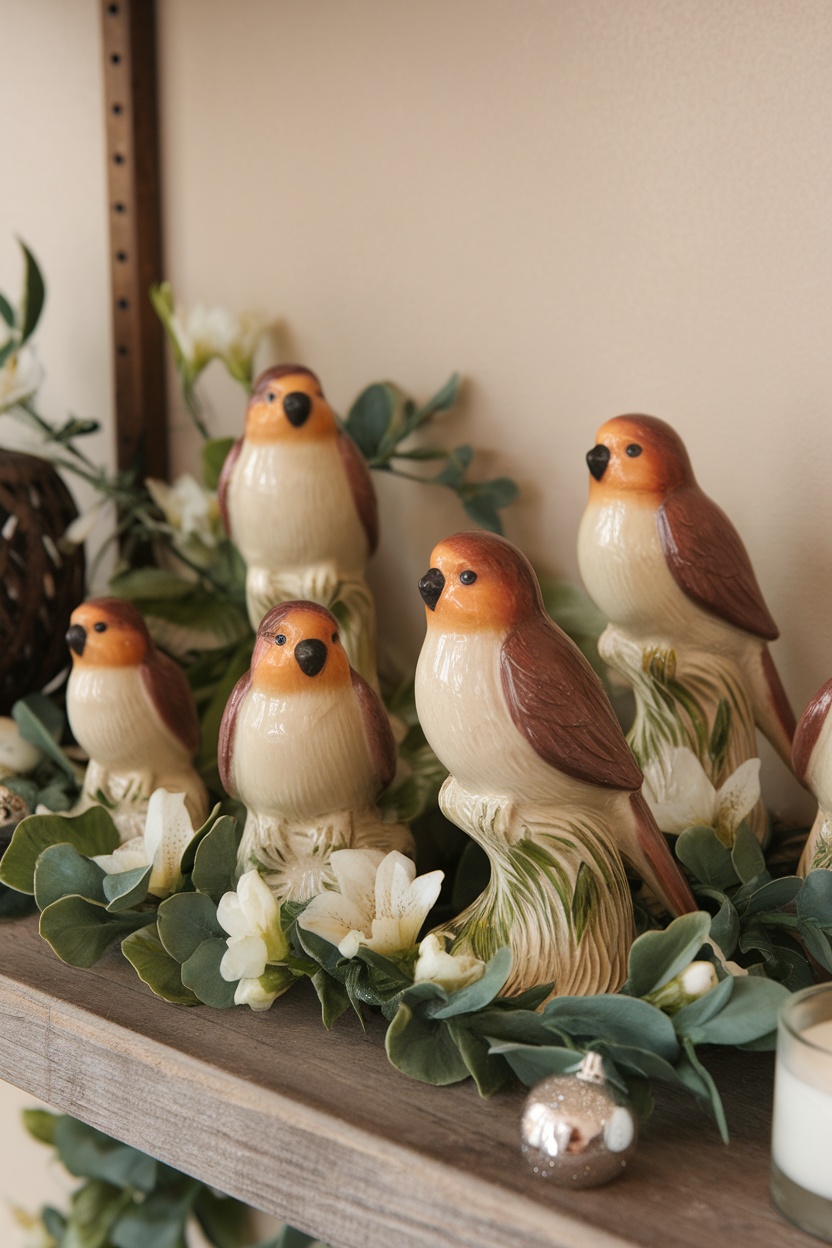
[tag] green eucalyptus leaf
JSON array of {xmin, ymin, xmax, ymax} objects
[
  {"xmin": 63, "ymin": 1179, "xmax": 133, "ymax": 1248},
  {"xmin": 675, "ymin": 826, "xmax": 739, "ymax": 890},
  {"xmin": 0, "ymin": 289, "xmax": 14, "ymax": 327},
  {"xmin": 109, "ymin": 567, "xmax": 193, "ymax": 601},
  {"xmin": 157, "ymin": 891, "xmax": 223, "ymax": 963},
  {"xmin": 103, "ymin": 865, "xmax": 152, "ymax": 912},
  {"xmin": 672, "ymin": 974, "xmax": 734, "ymax": 1034},
  {"xmin": 121, "ymin": 926, "xmax": 199, "ymax": 1005},
  {"xmin": 797, "ymin": 870, "xmax": 832, "ymax": 926},
  {"xmin": 797, "ymin": 919, "xmax": 832, "ymax": 972},
  {"xmin": 385, "ymin": 1000, "xmax": 470, "ymax": 1085},
  {"xmin": 12, "ymin": 697, "xmax": 76, "ymax": 778},
  {"xmin": 470, "ymin": 1006, "xmax": 555, "ymax": 1046},
  {"xmin": 542, "ymin": 995, "xmax": 680, "ymax": 1062},
  {"xmin": 731, "ymin": 825, "xmax": 767, "ymax": 885},
  {"xmin": 681, "ymin": 976, "xmax": 789, "ymax": 1046},
  {"xmin": 678, "ymin": 1040, "xmax": 728, "ymax": 1142},
  {"xmin": 34, "ymin": 843, "xmax": 107, "ymax": 910},
  {"xmin": 179, "ymin": 803, "xmax": 222, "ymax": 874},
  {"xmin": 0, "ymin": 882, "xmax": 37, "ymax": 921},
  {"xmin": 55, "ymin": 1116, "xmax": 157, "ymax": 1191},
  {"xmin": 42, "ymin": 1207, "xmax": 68, "ymax": 1239},
  {"xmin": 191, "ymin": 815, "xmax": 242, "ymax": 902},
  {"xmin": 1, "ymin": 807, "xmax": 120, "ymax": 894},
  {"xmin": 195, "ymin": 638, "xmax": 252, "ymax": 790},
  {"xmin": 18, "ymin": 239, "xmax": 46, "ymax": 344},
  {"xmin": 312, "ymin": 969, "xmax": 351, "ymax": 1029},
  {"xmin": 110, "ymin": 1181, "xmax": 200, "ymax": 1248},
  {"xmin": 180, "ymin": 937, "xmax": 237, "ymax": 1007},
  {"xmin": 202, "ymin": 436, "xmax": 236, "ymax": 490},
  {"xmin": 416, "ymin": 372, "xmax": 461, "ymax": 419},
  {"xmin": 295, "ymin": 924, "xmax": 347, "ymax": 975},
  {"xmin": 15, "ymin": 691, "xmax": 63, "ymax": 741},
  {"xmin": 22, "ymin": 1107, "xmax": 58, "ymax": 1145},
  {"xmin": 445, "ymin": 1017, "xmax": 509, "ymax": 1097},
  {"xmin": 40, "ymin": 896, "xmax": 154, "ymax": 967},
  {"xmin": 262, "ymin": 1227, "xmax": 320, "ymax": 1248},
  {"xmin": 428, "ymin": 947, "xmax": 512, "ymax": 1019},
  {"xmin": 743, "ymin": 875, "xmax": 802, "ymax": 915},
  {"xmin": 766, "ymin": 936, "xmax": 816, "ymax": 991},
  {"xmin": 621, "ymin": 910, "xmax": 711, "ymax": 997},
  {"xmin": 344, "ymin": 383, "xmax": 396, "ymax": 459},
  {"xmin": 487, "ymin": 1040, "xmax": 584, "ymax": 1086},
  {"xmin": 432, "ymin": 444, "xmax": 473, "ymax": 488},
  {"xmin": 707, "ymin": 894, "xmax": 740, "ymax": 956},
  {"xmin": 493, "ymin": 981, "xmax": 555, "ymax": 1012},
  {"xmin": 594, "ymin": 1042, "xmax": 684, "ymax": 1087},
  {"xmin": 193, "ymin": 1188, "xmax": 250, "ymax": 1248}
]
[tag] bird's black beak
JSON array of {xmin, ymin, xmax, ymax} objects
[
  {"xmin": 294, "ymin": 637, "xmax": 328, "ymax": 677},
  {"xmin": 586, "ymin": 444, "xmax": 611, "ymax": 481},
  {"xmin": 66, "ymin": 623, "xmax": 86, "ymax": 656},
  {"xmin": 283, "ymin": 392, "xmax": 312, "ymax": 428},
  {"xmin": 418, "ymin": 568, "xmax": 445, "ymax": 611}
]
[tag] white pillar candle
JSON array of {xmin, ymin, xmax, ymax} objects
[
  {"xmin": 771, "ymin": 986, "xmax": 832, "ymax": 1243},
  {"xmin": 773, "ymin": 1019, "xmax": 832, "ymax": 1200}
]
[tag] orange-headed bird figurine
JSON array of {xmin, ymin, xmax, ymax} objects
[
  {"xmin": 415, "ymin": 531, "xmax": 695, "ymax": 1001},
  {"xmin": 578, "ymin": 415, "xmax": 796, "ymax": 844},
  {"xmin": 66, "ymin": 597, "xmax": 209, "ymax": 835},
  {"xmin": 218, "ymin": 365, "xmax": 379, "ymax": 685},
  {"xmin": 219, "ymin": 600, "xmax": 411, "ymax": 901}
]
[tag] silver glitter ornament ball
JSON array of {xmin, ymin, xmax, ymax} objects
[{"xmin": 520, "ymin": 1052, "xmax": 637, "ymax": 1187}]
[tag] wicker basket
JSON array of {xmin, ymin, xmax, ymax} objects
[{"xmin": 0, "ymin": 450, "xmax": 85, "ymax": 713}]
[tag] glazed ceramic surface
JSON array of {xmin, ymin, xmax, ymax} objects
[
  {"xmin": 578, "ymin": 414, "xmax": 796, "ymax": 844},
  {"xmin": 793, "ymin": 678, "xmax": 832, "ymax": 874},
  {"xmin": 220, "ymin": 600, "xmax": 411, "ymax": 901},
  {"xmin": 414, "ymin": 531, "xmax": 694, "ymax": 1001},
  {"xmin": 219, "ymin": 365, "xmax": 379, "ymax": 685},
  {"xmin": 66, "ymin": 597, "xmax": 209, "ymax": 837}
]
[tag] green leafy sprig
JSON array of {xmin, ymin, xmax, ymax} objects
[{"xmin": 20, "ymin": 1108, "xmax": 320, "ymax": 1248}]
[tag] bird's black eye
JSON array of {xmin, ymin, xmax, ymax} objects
[
  {"xmin": 93, "ymin": 622, "xmax": 108, "ymax": 633},
  {"xmin": 275, "ymin": 634, "xmax": 287, "ymax": 646},
  {"xmin": 266, "ymin": 391, "xmax": 277, "ymax": 403},
  {"xmin": 331, "ymin": 633, "xmax": 338, "ymax": 643},
  {"xmin": 460, "ymin": 570, "xmax": 477, "ymax": 585},
  {"xmin": 626, "ymin": 443, "xmax": 642, "ymax": 457}
]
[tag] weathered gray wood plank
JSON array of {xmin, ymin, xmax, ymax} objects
[{"xmin": 0, "ymin": 916, "xmax": 816, "ymax": 1248}]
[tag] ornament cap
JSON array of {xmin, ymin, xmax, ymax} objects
[{"xmin": 576, "ymin": 1051, "xmax": 606, "ymax": 1085}]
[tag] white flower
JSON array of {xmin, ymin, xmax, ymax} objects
[
  {"xmin": 217, "ymin": 870, "xmax": 290, "ymax": 1010},
  {"xmin": 146, "ymin": 474, "xmax": 222, "ymax": 550},
  {"xmin": 414, "ymin": 933, "xmax": 485, "ymax": 993},
  {"xmin": 299, "ymin": 849, "xmax": 443, "ymax": 958},
  {"xmin": 642, "ymin": 747, "xmax": 761, "ymax": 844},
  {"xmin": 0, "ymin": 345, "xmax": 42, "ymax": 414},
  {"xmin": 62, "ymin": 498, "xmax": 110, "ymax": 548},
  {"xmin": 167, "ymin": 299, "xmax": 263, "ymax": 383},
  {"xmin": 0, "ymin": 717, "xmax": 42, "ymax": 778},
  {"xmin": 92, "ymin": 789, "xmax": 197, "ymax": 898},
  {"xmin": 645, "ymin": 960, "xmax": 720, "ymax": 1015}
]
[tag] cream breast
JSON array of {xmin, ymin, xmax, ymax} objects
[
  {"xmin": 228, "ymin": 441, "xmax": 367, "ymax": 574},
  {"xmin": 232, "ymin": 685, "xmax": 376, "ymax": 820},
  {"xmin": 68, "ymin": 666, "xmax": 189, "ymax": 769}
]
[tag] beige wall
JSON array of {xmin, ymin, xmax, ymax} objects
[
  {"xmin": 158, "ymin": 0, "xmax": 832, "ymax": 824},
  {"xmin": 2, "ymin": 0, "xmax": 832, "ymax": 1235}
]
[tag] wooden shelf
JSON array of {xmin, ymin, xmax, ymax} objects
[{"xmin": 0, "ymin": 914, "xmax": 818, "ymax": 1248}]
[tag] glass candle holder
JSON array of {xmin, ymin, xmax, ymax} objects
[{"xmin": 771, "ymin": 984, "xmax": 832, "ymax": 1242}]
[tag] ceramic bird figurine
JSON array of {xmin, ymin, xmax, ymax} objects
[
  {"xmin": 577, "ymin": 415, "xmax": 796, "ymax": 844},
  {"xmin": 66, "ymin": 597, "xmax": 209, "ymax": 836},
  {"xmin": 414, "ymin": 531, "xmax": 695, "ymax": 1001},
  {"xmin": 219, "ymin": 600, "xmax": 411, "ymax": 901},
  {"xmin": 792, "ymin": 680, "xmax": 832, "ymax": 874},
  {"xmin": 218, "ymin": 365, "xmax": 379, "ymax": 686}
]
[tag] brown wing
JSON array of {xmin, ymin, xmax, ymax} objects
[
  {"xmin": 140, "ymin": 651, "xmax": 201, "ymax": 759},
  {"xmin": 337, "ymin": 429, "xmax": 378, "ymax": 555},
  {"xmin": 217, "ymin": 438, "xmax": 244, "ymax": 536},
  {"xmin": 658, "ymin": 486, "xmax": 778, "ymax": 640},
  {"xmin": 793, "ymin": 677, "xmax": 832, "ymax": 783},
  {"xmin": 217, "ymin": 671, "xmax": 252, "ymax": 797},
  {"xmin": 501, "ymin": 613, "xmax": 643, "ymax": 791},
  {"xmin": 350, "ymin": 669, "xmax": 396, "ymax": 794}
]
